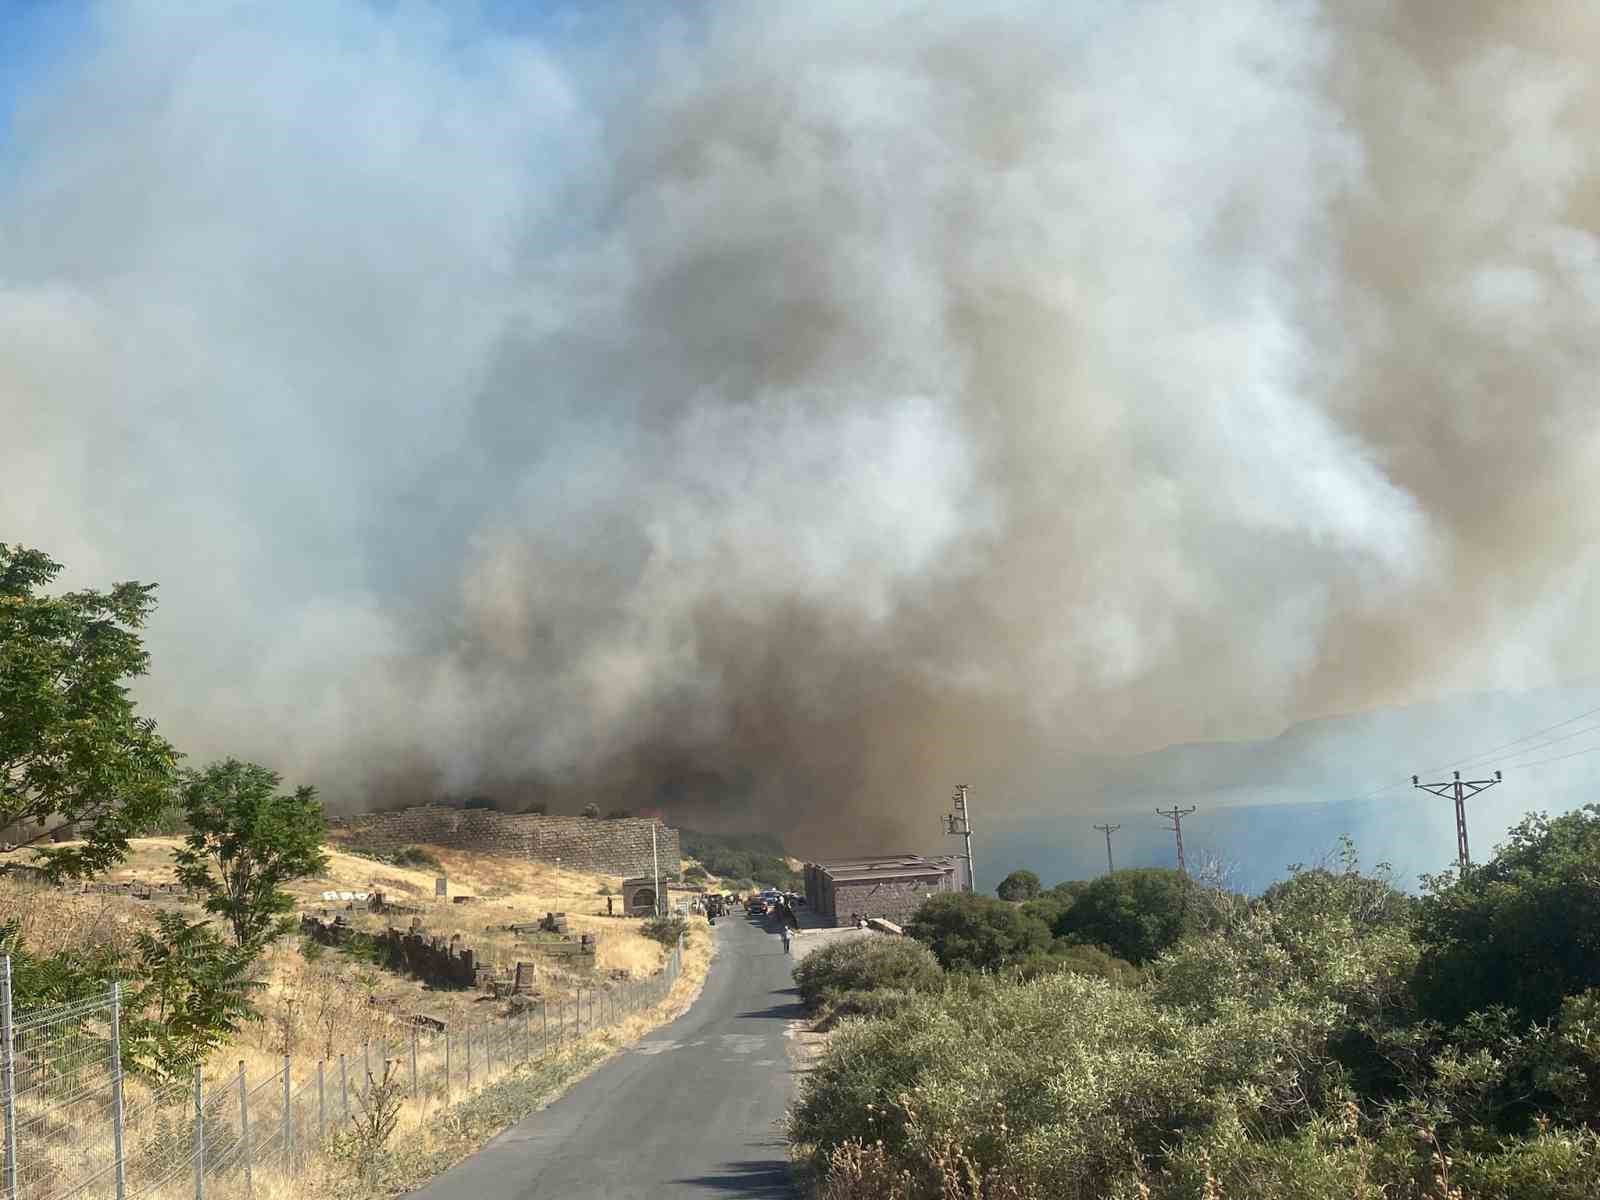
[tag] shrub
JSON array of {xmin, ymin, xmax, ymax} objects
[
  {"xmin": 641, "ymin": 914, "xmax": 688, "ymax": 947},
  {"xmin": 1053, "ymin": 867, "xmax": 1212, "ymax": 965},
  {"xmin": 392, "ymin": 845, "xmax": 442, "ymax": 870},
  {"xmin": 1413, "ymin": 804, "xmax": 1600, "ymax": 1026},
  {"xmin": 1005, "ymin": 943, "xmax": 1140, "ymax": 986},
  {"xmin": 815, "ymin": 988, "xmax": 920, "ymax": 1030},
  {"xmin": 996, "ymin": 868, "xmax": 1041, "ymax": 901},
  {"xmin": 793, "ymin": 937, "xmax": 943, "ymax": 1008},
  {"xmin": 904, "ymin": 892, "xmax": 1051, "ymax": 972}
]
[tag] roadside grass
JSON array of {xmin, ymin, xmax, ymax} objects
[{"xmin": 0, "ymin": 838, "xmax": 719, "ymax": 1200}]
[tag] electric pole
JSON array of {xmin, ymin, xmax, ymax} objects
[
  {"xmin": 1413, "ymin": 769, "xmax": 1502, "ymax": 872},
  {"xmin": 944, "ymin": 785, "xmax": 976, "ymax": 893},
  {"xmin": 1093, "ymin": 823, "xmax": 1121, "ymax": 874},
  {"xmin": 1155, "ymin": 806, "xmax": 1196, "ymax": 875}
]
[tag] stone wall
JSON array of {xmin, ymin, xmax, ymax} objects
[
  {"xmin": 334, "ymin": 806, "xmax": 681, "ymax": 878},
  {"xmin": 829, "ymin": 876, "xmax": 946, "ymax": 927}
]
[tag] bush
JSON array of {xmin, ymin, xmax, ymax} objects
[
  {"xmin": 814, "ymin": 988, "xmax": 920, "ymax": 1031},
  {"xmin": 1005, "ymin": 943, "xmax": 1140, "ymax": 986},
  {"xmin": 793, "ymin": 936, "xmax": 944, "ymax": 1008},
  {"xmin": 392, "ymin": 845, "xmax": 442, "ymax": 870},
  {"xmin": 996, "ymin": 868, "xmax": 1041, "ymax": 901},
  {"xmin": 1053, "ymin": 867, "xmax": 1212, "ymax": 965},
  {"xmin": 904, "ymin": 892, "xmax": 1051, "ymax": 972},
  {"xmin": 641, "ymin": 914, "xmax": 688, "ymax": 947},
  {"xmin": 794, "ymin": 832, "xmax": 1600, "ymax": 1200},
  {"xmin": 1413, "ymin": 804, "xmax": 1600, "ymax": 1026}
]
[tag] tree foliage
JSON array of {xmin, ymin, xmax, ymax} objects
[
  {"xmin": 1414, "ymin": 805, "xmax": 1600, "ymax": 1026},
  {"xmin": 1054, "ymin": 867, "xmax": 1210, "ymax": 965},
  {"xmin": 123, "ymin": 910, "xmax": 263, "ymax": 1080},
  {"xmin": 679, "ymin": 828, "xmax": 800, "ymax": 890},
  {"xmin": 905, "ymin": 892, "xmax": 1052, "ymax": 972},
  {"xmin": 174, "ymin": 759, "xmax": 329, "ymax": 948},
  {"xmin": 995, "ymin": 868, "xmax": 1041, "ymax": 901},
  {"xmin": 0, "ymin": 545, "xmax": 180, "ymax": 878}
]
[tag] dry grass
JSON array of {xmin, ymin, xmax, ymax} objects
[{"xmin": 0, "ymin": 829, "xmax": 721, "ymax": 1200}]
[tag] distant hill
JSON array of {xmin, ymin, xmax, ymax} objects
[{"xmin": 986, "ymin": 681, "xmax": 1600, "ymax": 894}]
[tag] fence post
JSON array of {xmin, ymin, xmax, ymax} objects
[
  {"xmin": 281, "ymin": 1056, "xmax": 292, "ymax": 1171},
  {"xmin": 541, "ymin": 1001, "xmax": 548, "ymax": 1059},
  {"xmin": 1, "ymin": 956, "xmax": 17, "ymax": 1200},
  {"xmin": 522, "ymin": 1003, "xmax": 531, "ymax": 1062},
  {"xmin": 192, "ymin": 1065, "xmax": 205, "ymax": 1200},
  {"xmin": 110, "ymin": 981, "xmax": 128, "ymax": 1200},
  {"xmin": 362, "ymin": 1042, "xmax": 370, "ymax": 1097},
  {"xmin": 465, "ymin": 1023, "xmax": 472, "ymax": 1089},
  {"xmin": 443, "ymin": 1029, "xmax": 451, "ymax": 1102},
  {"xmin": 410, "ymin": 1027, "xmax": 418, "ymax": 1099},
  {"xmin": 237, "ymin": 1061, "xmax": 253, "ymax": 1198},
  {"xmin": 317, "ymin": 1060, "xmax": 326, "ymax": 1146},
  {"xmin": 338, "ymin": 1053, "xmax": 349, "ymax": 1123}
]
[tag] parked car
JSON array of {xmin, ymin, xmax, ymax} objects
[{"xmin": 746, "ymin": 896, "xmax": 768, "ymax": 915}]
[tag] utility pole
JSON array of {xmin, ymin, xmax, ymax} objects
[
  {"xmin": 943, "ymin": 785, "xmax": 976, "ymax": 893},
  {"xmin": 1093, "ymin": 823, "xmax": 1121, "ymax": 874},
  {"xmin": 1155, "ymin": 806, "xmax": 1196, "ymax": 875},
  {"xmin": 651, "ymin": 822, "xmax": 661, "ymax": 916},
  {"xmin": 1413, "ymin": 769, "xmax": 1502, "ymax": 872}
]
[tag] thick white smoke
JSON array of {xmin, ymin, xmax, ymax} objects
[{"xmin": 4, "ymin": 1, "xmax": 1599, "ymax": 852}]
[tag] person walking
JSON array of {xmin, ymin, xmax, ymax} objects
[{"xmin": 780, "ymin": 925, "xmax": 792, "ymax": 955}]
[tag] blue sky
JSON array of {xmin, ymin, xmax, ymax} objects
[{"xmin": 0, "ymin": 0, "xmax": 88, "ymax": 139}]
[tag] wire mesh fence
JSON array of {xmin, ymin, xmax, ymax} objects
[{"xmin": 0, "ymin": 937, "xmax": 684, "ymax": 1200}]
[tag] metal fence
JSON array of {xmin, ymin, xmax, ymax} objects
[{"xmin": 0, "ymin": 938, "xmax": 684, "ymax": 1200}]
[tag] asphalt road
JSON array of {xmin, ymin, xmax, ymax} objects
[{"xmin": 407, "ymin": 911, "xmax": 801, "ymax": 1200}]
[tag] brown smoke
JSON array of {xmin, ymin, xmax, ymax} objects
[{"xmin": 4, "ymin": 2, "xmax": 1599, "ymax": 856}]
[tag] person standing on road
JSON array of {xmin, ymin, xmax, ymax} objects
[{"xmin": 780, "ymin": 925, "xmax": 792, "ymax": 954}]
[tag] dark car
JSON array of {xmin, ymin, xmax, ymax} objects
[{"xmin": 746, "ymin": 896, "xmax": 768, "ymax": 915}]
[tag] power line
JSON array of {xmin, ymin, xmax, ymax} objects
[
  {"xmin": 1500, "ymin": 740, "xmax": 1600, "ymax": 771},
  {"xmin": 1416, "ymin": 703, "xmax": 1600, "ymax": 775},
  {"xmin": 1463, "ymin": 719, "xmax": 1600, "ymax": 767}
]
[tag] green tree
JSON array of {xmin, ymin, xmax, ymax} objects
[
  {"xmin": 1055, "ymin": 867, "xmax": 1207, "ymax": 965},
  {"xmin": 1414, "ymin": 805, "xmax": 1600, "ymax": 1026},
  {"xmin": 996, "ymin": 868, "xmax": 1041, "ymax": 901},
  {"xmin": 0, "ymin": 545, "xmax": 180, "ymax": 878},
  {"xmin": 906, "ymin": 892, "xmax": 1052, "ymax": 972},
  {"xmin": 174, "ymin": 759, "xmax": 329, "ymax": 948},
  {"xmin": 123, "ymin": 910, "xmax": 262, "ymax": 1079}
]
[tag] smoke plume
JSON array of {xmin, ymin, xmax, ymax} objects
[{"xmin": 5, "ymin": 1, "xmax": 1600, "ymax": 854}]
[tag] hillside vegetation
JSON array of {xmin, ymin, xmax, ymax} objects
[
  {"xmin": 680, "ymin": 828, "xmax": 801, "ymax": 891},
  {"xmin": 792, "ymin": 815, "xmax": 1600, "ymax": 1200}
]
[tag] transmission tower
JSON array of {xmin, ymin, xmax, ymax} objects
[
  {"xmin": 1093, "ymin": 823, "xmax": 1121, "ymax": 874},
  {"xmin": 1155, "ymin": 806, "xmax": 1196, "ymax": 875},
  {"xmin": 1412, "ymin": 769, "xmax": 1502, "ymax": 872},
  {"xmin": 943, "ymin": 785, "xmax": 976, "ymax": 893}
]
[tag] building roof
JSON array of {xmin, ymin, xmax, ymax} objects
[{"xmin": 808, "ymin": 854, "xmax": 959, "ymax": 883}]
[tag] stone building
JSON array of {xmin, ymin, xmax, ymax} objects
[
  {"xmin": 621, "ymin": 876, "xmax": 660, "ymax": 917},
  {"xmin": 803, "ymin": 854, "xmax": 968, "ymax": 927}
]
